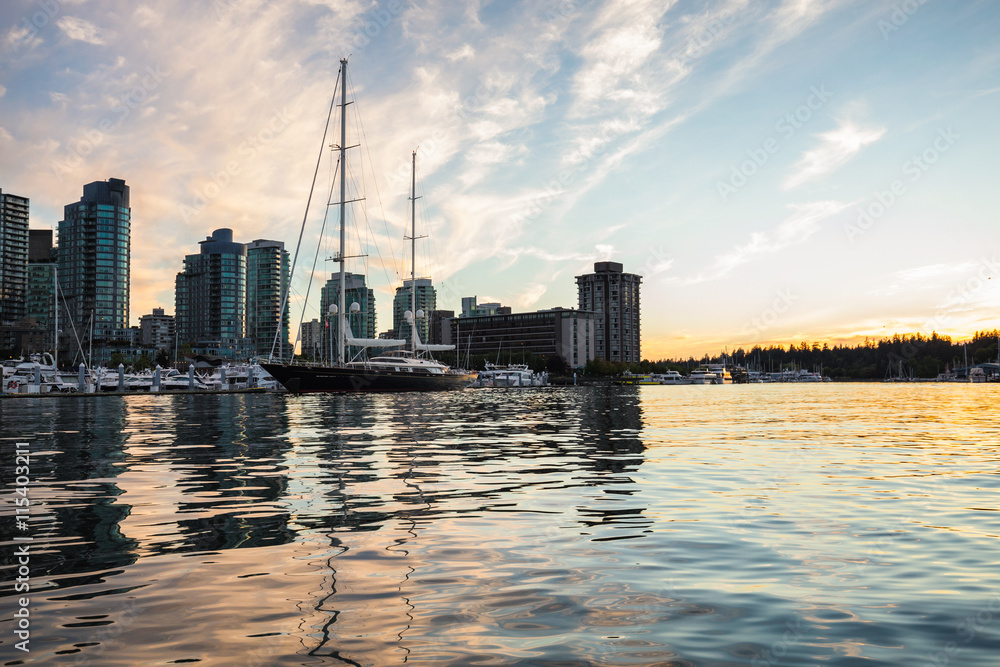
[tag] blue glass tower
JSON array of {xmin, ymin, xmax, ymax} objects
[
  {"xmin": 175, "ymin": 228, "xmax": 247, "ymax": 357},
  {"xmin": 58, "ymin": 178, "xmax": 130, "ymax": 361}
]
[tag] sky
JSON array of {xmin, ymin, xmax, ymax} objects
[{"xmin": 1, "ymin": 0, "xmax": 999, "ymax": 360}]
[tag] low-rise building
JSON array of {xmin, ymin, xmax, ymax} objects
[
  {"xmin": 447, "ymin": 307, "xmax": 596, "ymax": 369},
  {"xmin": 300, "ymin": 319, "xmax": 321, "ymax": 360},
  {"xmin": 140, "ymin": 307, "xmax": 175, "ymax": 350}
]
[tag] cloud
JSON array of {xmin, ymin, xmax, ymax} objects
[
  {"xmin": 784, "ymin": 121, "xmax": 886, "ymax": 189},
  {"xmin": 683, "ymin": 200, "xmax": 849, "ymax": 284},
  {"xmin": 515, "ymin": 283, "xmax": 548, "ymax": 309},
  {"xmin": 894, "ymin": 262, "xmax": 978, "ymax": 283},
  {"xmin": 498, "ymin": 246, "xmax": 607, "ymax": 265},
  {"xmin": 883, "ymin": 261, "xmax": 978, "ymax": 298},
  {"xmin": 133, "ymin": 5, "xmax": 161, "ymax": 27},
  {"xmin": 0, "ymin": 84, "xmax": 6, "ymax": 98},
  {"xmin": 57, "ymin": 16, "xmax": 108, "ymax": 45},
  {"xmin": 6, "ymin": 24, "xmax": 43, "ymax": 53},
  {"xmin": 446, "ymin": 44, "xmax": 474, "ymax": 62}
]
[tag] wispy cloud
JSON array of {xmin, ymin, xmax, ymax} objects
[
  {"xmin": 515, "ymin": 283, "xmax": 548, "ymax": 309},
  {"xmin": 883, "ymin": 261, "xmax": 978, "ymax": 297},
  {"xmin": 784, "ymin": 120, "xmax": 886, "ymax": 189},
  {"xmin": 1, "ymin": 0, "xmax": 997, "ymax": 361},
  {"xmin": 57, "ymin": 16, "xmax": 108, "ymax": 45},
  {"xmin": 894, "ymin": 262, "xmax": 978, "ymax": 283},
  {"xmin": 5, "ymin": 23, "xmax": 43, "ymax": 53},
  {"xmin": 683, "ymin": 200, "xmax": 849, "ymax": 284}
]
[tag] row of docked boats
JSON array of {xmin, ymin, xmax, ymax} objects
[
  {"xmin": 469, "ymin": 363, "xmax": 548, "ymax": 388},
  {"xmin": 615, "ymin": 365, "xmax": 832, "ymax": 385},
  {"xmin": 616, "ymin": 364, "xmax": 735, "ymax": 385},
  {"xmin": 2, "ymin": 354, "xmax": 279, "ymax": 395}
]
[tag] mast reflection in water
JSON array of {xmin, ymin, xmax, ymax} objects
[{"xmin": 2, "ymin": 385, "xmax": 1000, "ymax": 665}]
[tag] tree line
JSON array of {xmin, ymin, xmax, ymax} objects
[{"xmin": 580, "ymin": 331, "xmax": 1000, "ymax": 379}]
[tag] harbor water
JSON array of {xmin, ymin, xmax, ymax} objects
[{"xmin": 1, "ymin": 384, "xmax": 999, "ymax": 665}]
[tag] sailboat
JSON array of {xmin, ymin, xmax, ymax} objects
[{"xmin": 262, "ymin": 59, "xmax": 475, "ymax": 393}]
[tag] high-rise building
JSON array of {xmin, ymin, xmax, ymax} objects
[
  {"xmin": 393, "ymin": 278, "xmax": 436, "ymax": 344},
  {"xmin": 246, "ymin": 239, "xmax": 290, "ymax": 359},
  {"xmin": 139, "ymin": 307, "xmax": 175, "ymax": 351},
  {"xmin": 576, "ymin": 261, "xmax": 642, "ymax": 363},
  {"xmin": 321, "ymin": 272, "xmax": 376, "ymax": 360},
  {"xmin": 175, "ymin": 228, "xmax": 247, "ymax": 358},
  {"xmin": 26, "ymin": 229, "xmax": 56, "ymax": 352},
  {"xmin": 57, "ymin": 178, "xmax": 131, "ymax": 359},
  {"xmin": 1, "ymin": 189, "xmax": 30, "ymax": 325}
]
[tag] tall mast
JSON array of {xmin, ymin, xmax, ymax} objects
[
  {"xmin": 337, "ymin": 58, "xmax": 348, "ymax": 366},
  {"xmin": 406, "ymin": 150, "xmax": 425, "ymax": 354},
  {"xmin": 410, "ymin": 150, "xmax": 417, "ymax": 353}
]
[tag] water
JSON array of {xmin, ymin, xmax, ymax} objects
[{"xmin": 1, "ymin": 384, "xmax": 999, "ymax": 666}]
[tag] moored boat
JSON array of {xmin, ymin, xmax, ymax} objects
[{"xmin": 261, "ymin": 60, "xmax": 474, "ymax": 393}]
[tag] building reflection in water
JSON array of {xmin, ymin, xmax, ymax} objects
[
  {"xmin": 0, "ymin": 388, "xmax": 651, "ymax": 664},
  {"xmin": 115, "ymin": 393, "xmax": 295, "ymax": 555},
  {"xmin": 6, "ymin": 397, "xmax": 141, "ymax": 591},
  {"xmin": 294, "ymin": 386, "xmax": 650, "ymax": 663}
]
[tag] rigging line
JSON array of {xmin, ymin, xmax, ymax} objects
[
  {"xmin": 56, "ymin": 280, "xmax": 86, "ymax": 368},
  {"xmin": 296, "ymin": 158, "xmax": 341, "ymax": 359},
  {"xmin": 348, "ymin": 67, "xmax": 400, "ymax": 284},
  {"xmin": 360, "ymin": 193, "xmax": 394, "ymax": 315},
  {"xmin": 270, "ymin": 67, "xmax": 341, "ymax": 361},
  {"xmin": 415, "ymin": 168, "xmax": 442, "ymax": 284}
]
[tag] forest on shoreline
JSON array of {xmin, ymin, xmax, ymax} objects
[{"xmin": 586, "ymin": 330, "xmax": 1000, "ymax": 379}]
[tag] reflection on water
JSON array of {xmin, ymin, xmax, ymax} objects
[{"xmin": 1, "ymin": 385, "xmax": 999, "ymax": 665}]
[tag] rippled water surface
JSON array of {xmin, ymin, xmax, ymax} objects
[{"xmin": 2, "ymin": 384, "xmax": 1000, "ymax": 665}]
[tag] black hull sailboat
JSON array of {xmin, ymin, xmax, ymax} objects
[
  {"xmin": 263, "ymin": 58, "xmax": 473, "ymax": 394},
  {"xmin": 261, "ymin": 362, "xmax": 474, "ymax": 394}
]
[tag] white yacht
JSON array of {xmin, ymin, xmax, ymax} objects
[
  {"xmin": 688, "ymin": 367, "xmax": 719, "ymax": 385},
  {"xmin": 2, "ymin": 354, "xmax": 77, "ymax": 394},
  {"xmin": 652, "ymin": 371, "xmax": 690, "ymax": 385},
  {"xmin": 706, "ymin": 364, "xmax": 733, "ymax": 384},
  {"xmin": 472, "ymin": 363, "xmax": 547, "ymax": 388}
]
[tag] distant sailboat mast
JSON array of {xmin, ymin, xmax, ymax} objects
[{"xmin": 406, "ymin": 149, "xmax": 426, "ymax": 355}]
